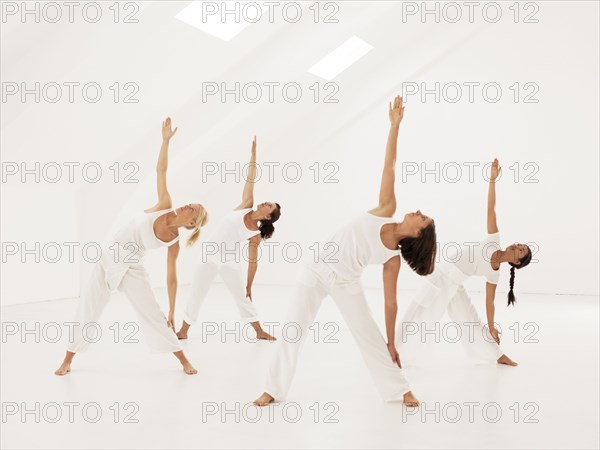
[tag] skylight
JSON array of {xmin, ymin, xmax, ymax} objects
[
  {"xmin": 308, "ymin": 36, "xmax": 374, "ymax": 81},
  {"xmin": 175, "ymin": 1, "xmax": 263, "ymax": 42}
]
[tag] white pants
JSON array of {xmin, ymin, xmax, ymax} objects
[
  {"xmin": 397, "ymin": 282, "xmax": 503, "ymax": 362},
  {"xmin": 184, "ymin": 258, "xmax": 258, "ymax": 325},
  {"xmin": 264, "ymin": 264, "xmax": 411, "ymax": 402},
  {"xmin": 67, "ymin": 262, "xmax": 182, "ymax": 354}
]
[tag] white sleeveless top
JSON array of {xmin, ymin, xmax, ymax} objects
[
  {"xmin": 100, "ymin": 208, "xmax": 179, "ymax": 291},
  {"xmin": 413, "ymin": 233, "xmax": 501, "ymax": 307},
  {"xmin": 113, "ymin": 208, "xmax": 179, "ymax": 256},
  {"xmin": 451, "ymin": 232, "xmax": 501, "ymax": 285},
  {"xmin": 321, "ymin": 212, "xmax": 401, "ymax": 281},
  {"xmin": 205, "ymin": 208, "xmax": 260, "ymax": 254}
]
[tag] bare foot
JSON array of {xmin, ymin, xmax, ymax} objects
[
  {"xmin": 253, "ymin": 392, "xmax": 275, "ymax": 406},
  {"xmin": 256, "ymin": 330, "xmax": 277, "ymax": 341},
  {"xmin": 173, "ymin": 350, "xmax": 197, "ymax": 374},
  {"xmin": 54, "ymin": 362, "xmax": 71, "ymax": 376},
  {"xmin": 182, "ymin": 360, "xmax": 198, "ymax": 375},
  {"xmin": 176, "ymin": 321, "xmax": 190, "ymax": 340},
  {"xmin": 250, "ymin": 321, "xmax": 277, "ymax": 341},
  {"xmin": 497, "ymin": 354, "xmax": 518, "ymax": 366},
  {"xmin": 403, "ymin": 391, "xmax": 419, "ymax": 407},
  {"xmin": 176, "ymin": 329, "xmax": 188, "ymax": 340}
]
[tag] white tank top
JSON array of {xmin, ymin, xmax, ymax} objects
[
  {"xmin": 322, "ymin": 212, "xmax": 401, "ymax": 281},
  {"xmin": 113, "ymin": 208, "xmax": 179, "ymax": 258},
  {"xmin": 451, "ymin": 232, "xmax": 501, "ymax": 285},
  {"xmin": 413, "ymin": 233, "xmax": 501, "ymax": 307},
  {"xmin": 205, "ymin": 208, "xmax": 260, "ymax": 254},
  {"xmin": 99, "ymin": 208, "xmax": 179, "ymax": 291}
]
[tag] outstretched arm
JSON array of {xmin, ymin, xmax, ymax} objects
[
  {"xmin": 236, "ymin": 136, "xmax": 257, "ymax": 211},
  {"xmin": 146, "ymin": 117, "xmax": 178, "ymax": 212},
  {"xmin": 383, "ymin": 256, "xmax": 402, "ymax": 367},
  {"xmin": 485, "ymin": 281, "xmax": 500, "ymax": 344},
  {"xmin": 369, "ymin": 96, "xmax": 404, "ymax": 218},
  {"xmin": 245, "ymin": 234, "xmax": 261, "ymax": 300},
  {"xmin": 487, "ymin": 158, "xmax": 500, "ymax": 234},
  {"xmin": 166, "ymin": 242, "xmax": 180, "ymax": 332}
]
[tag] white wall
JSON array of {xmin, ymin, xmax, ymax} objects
[
  {"xmin": 1, "ymin": 185, "xmax": 80, "ymax": 303},
  {"xmin": 1, "ymin": 1, "xmax": 598, "ymax": 305}
]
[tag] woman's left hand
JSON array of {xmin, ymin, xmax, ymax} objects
[
  {"xmin": 387, "ymin": 342, "xmax": 402, "ymax": 368},
  {"xmin": 490, "ymin": 326, "xmax": 501, "ymax": 344},
  {"xmin": 388, "ymin": 95, "xmax": 404, "ymax": 126},
  {"xmin": 162, "ymin": 117, "xmax": 178, "ymax": 141},
  {"xmin": 167, "ymin": 311, "xmax": 176, "ymax": 332},
  {"xmin": 490, "ymin": 158, "xmax": 501, "ymax": 182}
]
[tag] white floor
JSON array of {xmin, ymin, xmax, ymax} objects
[{"xmin": 1, "ymin": 284, "xmax": 598, "ymax": 449}]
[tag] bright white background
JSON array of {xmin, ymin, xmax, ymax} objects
[
  {"xmin": 1, "ymin": 1, "xmax": 598, "ymax": 306},
  {"xmin": 1, "ymin": 3, "xmax": 599, "ymax": 450}
]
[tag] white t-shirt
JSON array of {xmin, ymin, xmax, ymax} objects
[{"xmin": 452, "ymin": 232, "xmax": 501, "ymax": 285}]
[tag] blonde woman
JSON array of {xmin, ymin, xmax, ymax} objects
[{"xmin": 55, "ymin": 117, "xmax": 207, "ymax": 376}]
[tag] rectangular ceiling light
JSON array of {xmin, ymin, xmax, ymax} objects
[
  {"xmin": 308, "ymin": 36, "xmax": 374, "ymax": 81},
  {"xmin": 175, "ymin": 1, "xmax": 263, "ymax": 42}
]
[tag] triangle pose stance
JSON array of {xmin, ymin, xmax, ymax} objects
[
  {"xmin": 396, "ymin": 159, "xmax": 532, "ymax": 366},
  {"xmin": 177, "ymin": 137, "xmax": 281, "ymax": 342},
  {"xmin": 254, "ymin": 96, "xmax": 437, "ymax": 407},
  {"xmin": 55, "ymin": 118, "xmax": 208, "ymax": 376}
]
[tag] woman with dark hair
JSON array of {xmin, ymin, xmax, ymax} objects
[
  {"xmin": 177, "ymin": 137, "xmax": 280, "ymax": 342},
  {"xmin": 397, "ymin": 158, "xmax": 532, "ymax": 366},
  {"xmin": 253, "ymin": 96, "xmax": 437, "ymax": 407}
]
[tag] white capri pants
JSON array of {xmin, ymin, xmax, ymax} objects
[
  {"xmin": 396, "ymin": 280, "xmax": 503, "ymax": 362},
  {"xmin": 264, "ymin": 264, "xmax": 411, "ymax": 402},
  {"xmin": 183, "ymin": 257, "xmax": 258, "ymax": 325},
  {"xmin": 67, "ymin": 261, "xmax": 182, "ymax": 354}
]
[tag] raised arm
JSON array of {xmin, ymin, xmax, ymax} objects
[
  {"xmin": 383, "ymin": 256, "xmax": 402, "ymax": 367},
  {"xmin": 236, "ymin": 136, "xmax": 257, "ymax": 211},
  {"xmin": 369, "ymin": 96, "xmax": 404, "ymax": 218},
  {"xmin": 487, "ymin": 158, "xmax": 500, "ymax": 234},
  {"xmin": 146, "ymin": 117, "xmax": 178, "ymax": 212}
]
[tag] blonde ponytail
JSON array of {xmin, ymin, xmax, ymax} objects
[{"xmin": 186, "ymin": 206, "xmax": 208, "ymax": 247}]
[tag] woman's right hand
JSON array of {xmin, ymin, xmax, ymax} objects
[{"xmin": 162, "ymin": 117, "xmax": 178, "ymax": 141}]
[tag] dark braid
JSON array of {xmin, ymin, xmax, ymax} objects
[
  {"xmin": 506, "ymin": 245, "xmax": 533, "ymax": 307},
  {"xmin": 507, "ymin": 265, "xmax": 516, "ymax": 306}
]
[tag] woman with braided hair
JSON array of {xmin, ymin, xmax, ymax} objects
[{"xmin": 397, "ymin": 158, "xmax": 531, "ymax": 366}]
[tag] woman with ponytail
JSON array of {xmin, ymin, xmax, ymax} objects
[
  {"xmin": 397, "ymin": 158, "xmax": 531, "ymax": 367},
  {"xmin": 177, "ymin": 136, "xmax": 280, "ymax": 342},
  {"xmin": 254, "ymin": 96, "xmax": 437, "ymax": 408},
  {"xmin": 55, "ymin": 117, "xmax": 207, "ymax": 376}
]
